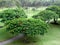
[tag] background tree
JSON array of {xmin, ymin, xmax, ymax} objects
[
  {"xmin": 0, "ymin": 0, "xmax": 60, "ymax": 8},
  {"xmin": 46, "ymin": 6, "xmax": 60, "ymax": 18},
  {"xmin": 32, "ymin": 10, "xmax": 59, "ymax": 23}
]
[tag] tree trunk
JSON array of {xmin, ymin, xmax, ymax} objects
[{"xmin": 54, "ymin": 17, "xmax": 57, "ymax": 24}]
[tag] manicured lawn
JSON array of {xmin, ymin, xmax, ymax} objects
[{"xmin": 6, "ymin": 24, "xmax": 60, "ymax": 45}]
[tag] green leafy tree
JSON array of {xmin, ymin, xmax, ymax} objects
[
  {"xmin": 32, "ymin": 10, "xmax": 59, "ymax": 23},
  {"xmin": 46, "ymin": 6, "xmax": 60, "ymax": 18},
  {"xmin": 6, "ymin": 18, "xmax": 48, "ymax": 36},
  {"xmin": 0, "ymin": 8, "xmax": 27, "ymax": 22}
]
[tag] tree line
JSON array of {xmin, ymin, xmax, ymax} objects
[{"xmin": 0, "ymin": 0, "xmax": 60, "ymax": 8}]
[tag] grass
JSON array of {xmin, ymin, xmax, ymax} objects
[
  {"xmin": 0, "ymin": 27, "xmax": 16, "ymax": 42},
  {"xmin": 42, "ymin": 24, "xmax": 60, "ymax": 45},
  {"xmin": 6, "ymin": 24, "xmax": 60, "ymax": 45},
  {"xmin": 0, "ymin": 21, "xmax": 14, "ymax": 42},
  {"xmin": 0, "ymin": 22, "xmax": 4, "ymax": 26}
]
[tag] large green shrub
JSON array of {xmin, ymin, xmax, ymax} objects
[
  {"xmin": 46, "ymin": 6, "xmax": 60, "ymax": 18},
  {"xmin": 6, "ymin": 18, "xmax": 48, "ymax": 36},
  {"xmin": 32, "ymin": 10, "xmax": 59, "ymax": 23},
  {"xmin": 0, "ymin": 8, "xmax": 27, "ymax": 22}
]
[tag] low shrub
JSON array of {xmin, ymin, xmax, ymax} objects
[{"xmin": 6, "ymin": 18, "xmax": 48, "ymax": 36}]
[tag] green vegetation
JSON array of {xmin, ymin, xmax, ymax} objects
[
  {"xmin": 6, "ymin": 24, "xmax": 60, "ymax": 45},
  {"xmin": 24, "ymin": 7, "xmax": 47, "ymax": 18},
  {"xmin": 0, "ymin": 27, "xmax": 15, "ymax": 42},
  {"xmin": 0, "ymin": 8, "xmax": 27, "ymax": 22},
  {"xmin": 6, "ymin": 18, "xmax": 48, "ymax": 36},
  {"xmin": 33, "ymin": 10, "xmax": 59, "ymax": 23},
  {"xmin": 0, "ymin": 5, "xmax": 60, "ymax": 45},
  {"xmin": 42, "ymin": 24, "xmax": 60, "ymax": 45},
  {"xmin": 46, "ymin": 6, "xmax": 60, "ymax": 17}
]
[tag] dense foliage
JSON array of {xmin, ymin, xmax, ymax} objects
[
  {"xmin": 32, "ymin": 10, "xmax": 58, "ymax": 23},
  {"xmin": 46, "ymin": 6, "xmax": 60, "ymax": 18},
  {"xmin": 6, "ymin": 18, "xmax": 48, "ymax": 36},
  {"xmin": 0, "ymin": 8, "xmax": 27, "ymax": 22}
]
